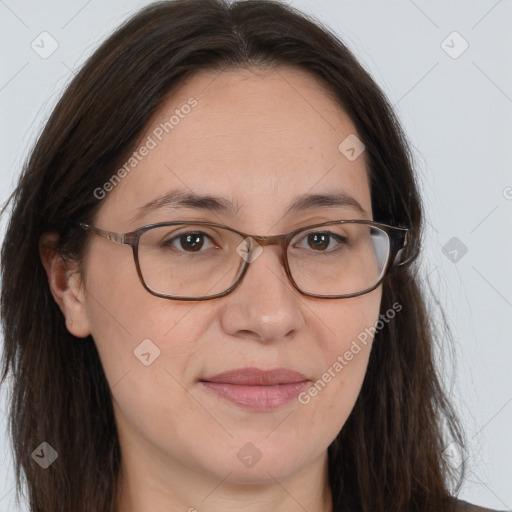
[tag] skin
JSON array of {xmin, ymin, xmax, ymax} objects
[{"xmin": 41, "ymin": 66, "xmax": 382, "ymax": 512}]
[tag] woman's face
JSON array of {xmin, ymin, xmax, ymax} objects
[{"xmin": 70, "ymin": 66, "xmax": 381, "ymax": 499}]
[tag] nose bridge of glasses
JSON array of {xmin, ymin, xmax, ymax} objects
[
  {"xmin": 249, "ymin": 233, "xmax": 288, "ymax": 248},
  {"xmin": 236, "ymin": 233, "xmax": 289, "ymax": 272},
  {"xmin": 245, "ymin": 233, "xmax": 291, "ymax": 264}
]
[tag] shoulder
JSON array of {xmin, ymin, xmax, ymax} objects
[{"xmin": 455, "ymin": 499, "xmax": 509, "ymax": 512}]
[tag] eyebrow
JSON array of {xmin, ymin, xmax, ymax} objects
[{"xmin": 130, "ymin": 187, "xmax": 368, "ymax": 224}]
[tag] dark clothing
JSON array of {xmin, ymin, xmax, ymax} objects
[{"xmin": 456, "ymin": 499, "xmax": 509, "ymax": 512}]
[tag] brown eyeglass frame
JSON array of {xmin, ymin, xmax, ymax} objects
[{"xmin": 79, "ymin": 219, "xmax": 411, "ymax": 301}]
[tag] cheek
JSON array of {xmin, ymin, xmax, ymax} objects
[
  {"xmin": 83, "ymin": 265, "xmax": 211, "ymax": 466},
  {"xmin": 82, "ymin": 241, "xmax": 208, "ymax": 392},
  {"xmin": 322, "ymin": 286, "xmax": 382, "ymax": 357},
  {"xmin": 303, "ymin": 288, "xmax": 382, "ymax": 419}
]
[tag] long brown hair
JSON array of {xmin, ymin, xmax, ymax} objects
[{"xmin": 1, "ymin": 0, "xmax": 466, "ymax": 510}]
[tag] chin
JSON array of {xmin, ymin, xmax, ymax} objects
[{"xmin": 200, "ymin": 436, "xmax": 322, "ymax": 485}]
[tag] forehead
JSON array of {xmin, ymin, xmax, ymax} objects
[{"xmin": 97, "ymin": 66, "xmax": 372, "ymax": 232}]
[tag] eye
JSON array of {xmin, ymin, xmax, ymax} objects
[
  {"xmin": 294, "ymin": 231, "xmax": 348, "ymax": 252},
  {"xmin": 163, "ymin": 231, "xmax": 218, "ymax": 253}
]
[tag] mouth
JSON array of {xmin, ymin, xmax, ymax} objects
[{"xmin": 199, "ymin": 367, "xmax": 310, "ymax": 411}]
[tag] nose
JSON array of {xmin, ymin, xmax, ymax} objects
[{"xmin": 219, "ymin": 243, "xmax": 306, "ymax": 343}]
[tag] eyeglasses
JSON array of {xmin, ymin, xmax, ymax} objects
[{"xmin": 79, "ymin": 220, "xmax": 411, "ymax": 301}]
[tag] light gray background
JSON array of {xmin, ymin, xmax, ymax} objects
[{"xmin": 1, "ymin": 0, "xmax": 511, "ymax": 510}]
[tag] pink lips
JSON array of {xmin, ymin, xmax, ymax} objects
[{"xmin": 200, "ymin": 367, "xmax": 310, "ymax": 411}]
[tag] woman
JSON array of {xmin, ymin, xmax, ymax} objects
[{"xmin": 0, "ymin": 0, "xmax": 504, "ymax": 511}]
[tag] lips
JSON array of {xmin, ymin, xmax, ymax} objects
[
  {"xmin": 199, "ymin": 367, "xmax": 310, "ymax": 411},
  {"xmin": 201, "ymin": 367, "xmax": 309, "ymax": 386}
]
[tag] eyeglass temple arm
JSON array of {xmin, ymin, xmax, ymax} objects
[
  {"xmin": 79, "ymin": 223, "xmax": 126, "ymax": 245},
  {"xmin": 393, "ymin": 230, "xmax": 418, "ymax": 266}
]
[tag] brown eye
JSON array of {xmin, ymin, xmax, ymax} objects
[
  {"xmin": 163, "ymin": 231, "xmax": 215, "ymax": 253},
  {"xmin": 296, "ymin": 232, "xmax": 348, "ymax": 252}
]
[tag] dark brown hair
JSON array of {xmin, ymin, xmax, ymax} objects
[{"xmin": 1, "ymin": 0, "xmax": 466, "ymax": 510}]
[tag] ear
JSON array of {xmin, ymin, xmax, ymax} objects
[{"xmin": 39, "ymin": 233, "xmax": 91, "ymax": 338}]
